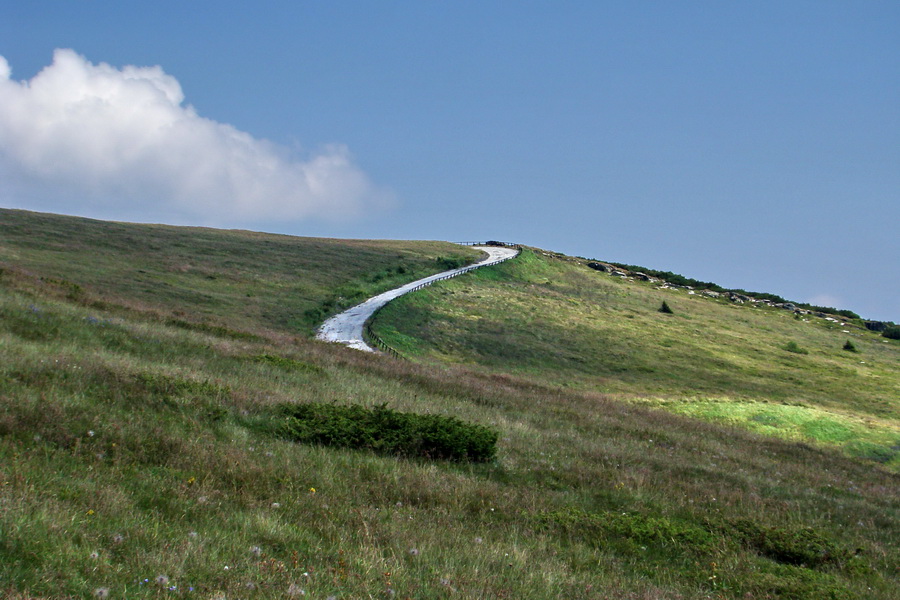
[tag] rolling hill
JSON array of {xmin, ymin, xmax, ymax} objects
[{"xmin": 1, "ymin": 209, "xmax": 897, "ymax": 599}]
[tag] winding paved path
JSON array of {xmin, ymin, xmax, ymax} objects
[{"xmin": 316, "ymin": 245, "xmax": 519, "ymax": 352}]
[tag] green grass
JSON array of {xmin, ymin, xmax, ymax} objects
[
  {"xmin": 0, "ymin": 208, "xmax": 480, "ymax": 335},
  {"xmin": 1, "ymin": 211, "xmax": 898, "ymax": 598},
  {"xmin": 372, "ymin": 247, "xmax": 900, "ymax": 467}
]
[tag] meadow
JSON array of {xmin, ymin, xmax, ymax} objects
[
  {"xmin": 1, "ymin": 210, "xmax": 898, "ymax": 599},
  {"xmin": 372, "ymin": 248, "xmax": 900, "ymax": 470}
]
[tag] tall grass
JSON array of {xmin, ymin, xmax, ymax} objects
[{"xmin": 0, "ymin": 212, "xmax": 897, "ymax": 598}]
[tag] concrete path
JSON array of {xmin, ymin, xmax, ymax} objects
[{"xmin": 316, "ymin": 245, "xmax": 519, "ymax": 352}]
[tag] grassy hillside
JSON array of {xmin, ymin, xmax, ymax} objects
[
  {"xmin": 372, "ymin": 248, "xmax": 900, "ymax": 470},
  {"xmin": 0, "ymin": 209, "xmax": 480, "ymax": 335},
  {"xmin": 1, "ymin": 211, "xmax": 898, "ymax": 599}
]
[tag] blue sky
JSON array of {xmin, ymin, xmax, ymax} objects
[{"xmin": 1, "ymin": 2, "xmax": 898, "ymax": 321}]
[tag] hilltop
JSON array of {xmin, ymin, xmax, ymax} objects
[
  {"xmin": 0, "ymin": 209, "xmax": 897, "ymax": 599},
  {"xmin": 372, "ymin": 247, "xmax": 900, "ymax": 468}
]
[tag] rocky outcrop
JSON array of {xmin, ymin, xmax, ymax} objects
[
  {"xmin": 865, "ymin": 321, "xmax": 888, "ymax": 332},
  {"xmin": 586, "ymin": 262, "xmax": 614, "ymax": 273}
]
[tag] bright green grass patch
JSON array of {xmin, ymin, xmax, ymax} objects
[{"xmin": 644, "ymin": 397, "xmax": 900, "ymax": 469}]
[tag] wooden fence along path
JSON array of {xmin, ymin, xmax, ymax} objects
[{"xmin": 363, "ymin": 242, "xmax": 521, "ymax": 359}]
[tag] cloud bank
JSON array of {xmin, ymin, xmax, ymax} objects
[{"xmin": 0, "ymin": 49, "xmax": 390, "ymax": 225}]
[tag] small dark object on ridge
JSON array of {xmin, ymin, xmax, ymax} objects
[{"xmin": 659, "ymin": 301, "xmax": 674, "ymax": 314}]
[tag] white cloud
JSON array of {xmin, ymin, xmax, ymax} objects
[{"xmin": 0, "ymin": 49, "xmax": 392, "ymax": 225}]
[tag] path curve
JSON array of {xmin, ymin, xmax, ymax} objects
[{"xmin": 316, "ymin": 245, "xmax": 519, "ymax": 352}]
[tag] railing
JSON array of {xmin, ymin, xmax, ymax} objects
[
  {"xmin": 363, "ymin": 243, "xmax": 521, "ymax": 358},
  {"xmin": 365, "ymin": 320, "xmax": 404, "ymax": 359}
]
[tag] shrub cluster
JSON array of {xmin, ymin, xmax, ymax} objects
[
  {"xmin": 435, "ymin": 255, "xmax": 468, "ymax": 270},
  {"xmin": 606, "ymin": 262, "xmax": 861, "ymax": 319},
  {"xmin": 539, "ymin": 508, "xmax": 716, "ymax": 555},
  {"xmin": 272, "ymin": 402, "xmax": 498, "ymax": 462},
  {"xmin": 783, "ymin": 341, "xmax": 809, "ymax": 355},
  {"xmin": 724, "ymin": 519, "xmax": 856, "ymax": 569},
  {"xmin": 883, "ymin": 326, "xmax": 900, "ymax": 340}
]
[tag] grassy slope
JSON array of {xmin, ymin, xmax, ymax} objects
[
  {"xmin": 372, "ymin": 248, "xmax": 900, "ymax": 468},
  {"xmin": 0, "ymin": 209, "xmax": 481, "ymax": 335},
  {"xmin": 1, "ymin": 212, "xmax": 898, "ymax": 599}
]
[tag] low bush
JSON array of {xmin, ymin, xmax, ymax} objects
[
  {"xmin": 435, "ymin": 255, "xmax": 468, "ymax": 270},
  {"xmin": 882, "ymin": 326, "xmax": 900, "ymax": 340},
  {"xmin": 842, "ymin": 340, "xmax": 857, "ymax": 352},
  {"xmin": 783, "ymin": 341, "xmax": 809, "ymax": 355},
  {"xmin": 724, "ymin": 519, "xmax": 856, "ymax": 569},
  {"xmin": 844, "ymin": 440, "xmax": 896, "ymax": 464},
  {"xmin": 271, "ymin": 402, "xmax": 498, "ymax": 462},
  {"xmin": 659, "ymin": 301, "xmax": 674, "ymax": 314},
  {"xmin": 539, "ymin": 508, "xmax": 717, "ymax": 555}
]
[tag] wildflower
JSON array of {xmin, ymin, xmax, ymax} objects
[
  {"xmin": 271, "ymin": 502, "xmax": 281, "ymax": 508},
  {"xmin": 112, "ymin": 533, "xmax": 125, "ymax": 544},
  {"xmin": 250, "ymin": 545, "xmax": 262, "ymax": 557},
  {"xmin": 286, "ymin": 583, "xmax": 306, "ymax": 596},
  {"xmin": 408, "ymin": 548, "xmax": 419, "ymax": 556},
  {"xmin": 197, "ymin": 496, "xmax": 208, "ymax": 504},
  {"xmin": 89, "ymin": 551, "xmax": 100, "ymax": 560},
  {"xmin": 86, "ymin": 509, "xmax": 95, "ymax": 516},
  {"xmin": 94, "ymin": 588, "xmax": 110, "ymax": 599},
  {"xmin": 155, "ymin": 574, "xmax": 169, "ymax": 587},
  {"xmin": 309, "ymin": 487, "xmax": 316, "ymax": 494},
  {"xmin": 440, "ymin": 578, "xmax": 451, "ymax": 586},
  {"xmin": 188, "ymin": 531, "xmax": 198, "ymax": 538},
  {"xmin": 395, "ymin": 501, "xmax": 403, "ymax": 508},
  {"xmin": 244, "ymin": 582, "xmax": 256, "ymax": 590},
  {"xmin": 474, "ymin": 537, "xmax": 483, "ymax": 544},
  {"xmin": 88, "ymin": 430, "xmax": 95, "ymax": 437}
]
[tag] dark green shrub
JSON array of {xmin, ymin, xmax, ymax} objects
[
  {"xmin": 842, "ymin": 340, "xmax": 857, "ymax": 352},
  {"xmin": 725, "ymin": 519, "xmax": 854, "ymax": 568},
  {"xmin": 882, "ymin": 326, "xmax": 900, "ymax": 340},
  {"xmin": 744, "ymin": 565, "xmax": 857, "ymax": 600},
  {"xmin": 435, "ymin": 255, "xmax": 467, "ymax": 270},
  {"xmin": 659, "ymin": 301, "xmax": 674, "ymax": 314},
  {"xmin": 539, "ymin": 508, "xmax": 716, "ymax": 555},
  {"xmin": 783, "ymin": 341, "xmax": 808, "ymax": 355},
  {"xmin": 844, "ymin": 441, "xmax": 896, "ymax": 464},
  {"xmin": 272, "ymin": 402, "xmax": 498, "ymax": 462}
]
